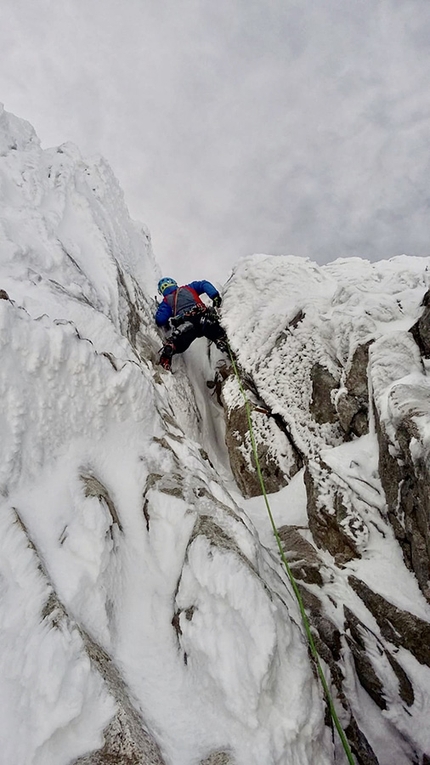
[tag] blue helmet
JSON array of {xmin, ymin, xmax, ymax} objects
[{"xmin": 158, "ymin": 277, "xmax": 178, "ymax": 295}]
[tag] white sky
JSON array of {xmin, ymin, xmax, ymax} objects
[{"xmin": 1, "ymin": 0, "xmax": 430, "ymax": 286}]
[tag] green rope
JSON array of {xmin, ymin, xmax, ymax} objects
[{"xmin": 227, "ymin": 346, "xmax": 355, "ymax": 765}]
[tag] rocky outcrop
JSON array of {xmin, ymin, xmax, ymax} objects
[
  {"xmin": 376, "ymin": 409, "xmax": 430, "ymax": 601},
  {"xmin": 344, "ymin": 605, "xmax": 414, "ymax": 709},
  {"xmin": 278, "ymin": 526, "xmax": 429, "ymax": 763},
  {"xmin": 349, "ymin": 576, "xmax": 430, "ymax": 667},
  {"xmin": 410, "ymin": 289, "xmax": 430, "ymax": 357},
  {"xmin": 304, "ymin": 461, "xmax": 362, "ymax": 564},
  {"xmin": 371, "ymin": 328, "xmax": 430, "ymax": 602},
  {"xmin": 215, "ymin": 258, "xmax": 430, "ymax": 758},
  {"xmin": 117, "ymin": 266, "xmax": 160, "ymax": 366},
  {"xmin": 336, "ymin": 341, "xmax": 372, "ymax": 438},
  {"xmin": 275, "ymin": 534, "xmax": 379, "ymax": 765},
  {"xmin": 368, "ymin": 292, "xmax": 430, "ymax": 602},
  {"xmin": 277, "ymin": 526, "xmax": 324, "ymax": 586},
  {"xmin": 81, "ymin": 473, "xmax": 123, "ymax": 533},
  {"xmin": 310, "ymin": 363, "xmax": 339, "ymax": 425},
  {"xmin": 220, "ymin": 368, "xmax": 302, "ymax": 498}
]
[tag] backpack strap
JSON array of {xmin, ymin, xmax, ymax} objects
[
  {"xmin": 183, "ymin": 285, "xmax": 205, "ymax": 307},
  {"xmin": 164, "ymin": 286, "xmax": 205, "ymax": 318}
]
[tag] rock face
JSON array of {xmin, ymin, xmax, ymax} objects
[
  {"xmin": 304, "ymin": 461, "xmax": 363, "ymax": 565},
  {"xmin": 310, "ymin": 363, "xmax": 339, "ymax": 425},
  {"xmin": 221, "ymin": 367, "xmax": 302, "ymax": 497},
  {"xmin": 336, "ymin": 341, "xmax": 372, "ymax": 438},
  {"xmin": 376, "ymin": 404, "xmax": 430, "ymax": 601},
  {"xmin": 370, "ymin": 332, "xmax": 430, "ymax": 603},
  {"xmin": 219, "ymin": 254, "xmax": 430, "ymax": 764},
  {"xmin": 411, "ymin": 288, "xmax": 430, "ymax": 357}
]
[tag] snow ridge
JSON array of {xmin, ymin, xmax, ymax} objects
[{"xmin": 0, "ymin": 107, "xmax": 332, "ymax": 765}]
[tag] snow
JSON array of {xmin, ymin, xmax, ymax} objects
[
  {"xmin": 239, "ymin": 469, "xmax": 308, "ymax": 548},
  {"xmin": 0, "ymin": 505, "xmax": 115, "ymax": 765},
  {"xmin": 0, "ymin": 107, "xmax": 334, "ymax": 765},
  {"xmin": 2, "ymin": 104, "xmax": 430, "ymax": 764}
]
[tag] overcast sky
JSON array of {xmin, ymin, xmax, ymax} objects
[{"xmin": 2, "ymin": 0, "xmax": 430, "ymax": 286}]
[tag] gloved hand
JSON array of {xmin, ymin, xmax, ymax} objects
[{"xmin": 212, "ymin": 294, "xmax": 222, "ymax": 308}]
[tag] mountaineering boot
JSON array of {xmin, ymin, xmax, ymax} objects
[
  {"xmin": 158, "ymin": 340, "xmax": 175, "ymax": 371},
  {"xmin": 159, "ymin": 354, "xmax": 172, "ymax": 371}
]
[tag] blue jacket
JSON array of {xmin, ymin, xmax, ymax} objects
[{"xmin": 155, "ymin": 280, "xmax": 219, "ymax": 328}]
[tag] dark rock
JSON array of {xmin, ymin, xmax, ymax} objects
[
  {"xmin": 223, "ymin": 402, "xmax": 281, "ymax": 497},
  {"xmin": 115, "ymin": 266, "xmax": 160, "ymax": 365},
  {"xmin": 310, "ymin": 363, "xmax": 339, "ymax": 424},
  {"xmin": 190, "ymin": 515, "xmax": 253, "ymax": 570},
  {"xmin": 304, "ymin": 464, "xmax": 360, "ymax": 564},
  {"xmin": 278, "ymin": 526, "xmax": 324, "ymax": 586},
  {"xmin": 294, "ymin": 584, "xmax": 378, "ymax": 764},
  {"xmin": 171, "ymin": 611, "xmax": 182, "ymax": 638},
  {"xmin": 375, "ymin": 405, "xmax": 430, "ymax": 602},
  {"xmin": 349, "ymin": 576, "xmax": 430, "ymax": 666},
  {"xmin": 72, "ymin": 706, "xmax": 165, "ymax": 765},
  {"xmin": 345, "ymin": 342, "xmax": 372, "ymax": 399},
  {"xmin": 221, "ymin": 374, "xmax": 301, "ymax": 498},
  {"xmin": 344, "ymin": 719, "xmax": 380, "ymax": 765},
  {"xmin": 298, "ymin": 581, "xmax": 416, "ymax": 764},
  {"xmin": 296, "ymin": 585, "xmax": 342, "ymax": 662},
  {"xmin": 0, "ymin": 289, "xmax": 9, "ymax": 300},
  {"xmin": 345, "ymin": 607, "xmax": 387, "ymax": 710},
  {"xmin": 386, "ymin": 653, "xmax": 415, "ymax": 708},
  {"xmin": 410, "ymin": 289, "xmax": 430, "ymax": 357},
  {"xmin": 336, "ymin": 391, "xmax": 360, "ymax": 434},
  {"xmin": 288, "ymin": 309, "xmax": 305, "ymax": 329},
  {"xmin": 344, "ymin": 606, "xmax": 415, "ymax": 711},
  {"xmin": 336, "ymin": 341, "xmax": 372, "ymax": 438},
  {"xmin": 117, "ymin": 268, "xmax": 141, "ymax": 348}
]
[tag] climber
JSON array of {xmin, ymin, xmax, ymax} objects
[{"xmin": 155, "ymin": 277, "xmax": 228, "ymax": 371}]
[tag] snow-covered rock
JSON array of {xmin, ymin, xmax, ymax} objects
[
  {"xmin": 221, "ymin": 253, "xmax": 430, "ymax": 763},
  {"xmin": 2, "ymin": 104, "xmax": 430, "ymax": 765},
  {"xmin": 0, "ymin": 106, "xmax": 333, "ymax": 765}
]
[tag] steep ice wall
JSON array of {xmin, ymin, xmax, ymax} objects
[{"xmin": 0, "ymin": 106, "xmax": 334, "ymax": 765}]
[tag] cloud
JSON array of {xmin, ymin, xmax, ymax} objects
[{"xmin": 1, "ymin": 0, "xmax": 430, "ymax": 285}]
